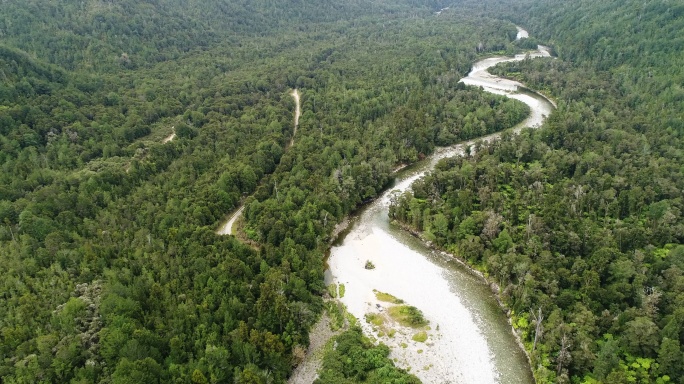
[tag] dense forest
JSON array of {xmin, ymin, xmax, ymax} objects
[
  {"xmin": 390, "ymin": 0, "xmax": 684, "ymax": 383},
  {"xmin": 0, "ymin": 0, "xmax": 530, "ymax": 382},
  {"xmin": 2, "ymin": 0, "xmax": 682, "ymax": 383}
]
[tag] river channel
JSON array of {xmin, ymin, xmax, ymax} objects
[{"xmin": 325, "ymin": 34, "xmax": 554, "ymax": 383}]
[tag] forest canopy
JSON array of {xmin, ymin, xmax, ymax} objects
[
  {"xmin": 0, "ymin": 0, "xmax": 528, "ymax": 382},
  {"xmin": 1, "ymin": 0, "xmax": 682, "ymax": 383},
  {"xmin": 390, "ymin": 0, "xmax": 684, "ymax": 383}
]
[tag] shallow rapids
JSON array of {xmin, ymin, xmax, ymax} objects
[{"xmin": 326, "ymin": 35, "xmax": 554, "ymax": 383}]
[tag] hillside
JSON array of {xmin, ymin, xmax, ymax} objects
[
  {"xmin": 0, "ymin": 1, "xmax": 527, "ymax": 382},
  {"xmin": 3, "ymin": 0, "xmax": 681, "ymax": 383},
  {"xmin": 390, "ymin": 0, "xmax": 684, "ymax": 383}
]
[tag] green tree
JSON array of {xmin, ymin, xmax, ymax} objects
[{"xmin": 111, "ymin": 358, "xmax": 162, "ymax": 384}]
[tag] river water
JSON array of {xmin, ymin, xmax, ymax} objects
[{"xmin": 326, "ymin": 35, "xmax": 554, "ymax": 383}]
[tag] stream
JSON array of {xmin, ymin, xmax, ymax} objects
[{"xmin": 325, "ymin": 32, "xmax": 554, "ymax": 383}]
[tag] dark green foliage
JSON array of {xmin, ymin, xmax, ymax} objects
[
  {"xmin": 6, "ymin": 0, "xmax": 681, "ymax": 382},
  {"xmin": 315, "ymin": 327, "xmax": 420, "ymax": 384},
  {"xmin": 0, "ymin": 0, "xmax": 216, "ymax": 72},
  {"xmin": 0, "ymin": 1, "xmax": 529, "ymax": 382},
  {"xmin": 390, "ymin": 1, "xmax": 684, "ymax": 382}
]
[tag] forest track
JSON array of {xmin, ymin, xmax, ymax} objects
[
  {"xmin": 326, "ymin": 31, "xmax": 555, "ymax": 384},
  {"xmin": 217, "ymin": 89, "xmax": 300, "ymax": 236},
  {"xmin": 290, "ymin": 89, "xmax": 301, "ymax": 146},
  {"xmin": 216, "ymin": 205, "xmax": 245, "ymax": 236},
  {"xmin": 162, "ymin": 127, "xmax": 176, "ymax": 143}
]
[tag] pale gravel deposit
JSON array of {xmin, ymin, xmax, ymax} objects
[
  {"xmin": 329, "ymin": 228, "xmax": 498, "ymax": 383},
  {"xmin": 287, "ymin": 314, "xmax": 339, "ymax": 384},
  {"xmin": 326, "ymin": 31, "xmax": 553, "ymax": 384}
]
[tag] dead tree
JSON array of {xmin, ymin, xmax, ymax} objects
[{"xmin": 531, "ymin": 306, "xmax": 544, "ymax": 353}]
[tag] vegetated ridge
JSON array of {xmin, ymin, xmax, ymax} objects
[
  {"xmin": 390, "ymin": 0, "xmax": 684, "ymax": 383},
  {"xmin": 0, "ymin": 1, "xmax": 531, "ymax": 382}
]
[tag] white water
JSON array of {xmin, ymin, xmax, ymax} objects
[{"xmin": 326, "ymin": 32, "xmax": 554, "ymax": 384}]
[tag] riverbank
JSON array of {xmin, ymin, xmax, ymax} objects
[
  {"xmin": 287, "ymin": 313, "xmax": 340, "ymax": 384},
  {"xmin": 326, "ymin": 33, "xmax": 552, "ymax": 384},
  {"xmin": 391, "ymin": 219, "xmax": 535, "ymax": 369}
]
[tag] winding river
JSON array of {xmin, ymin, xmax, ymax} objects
[{"xmin": 325, "ymin": 34, "xmax": 554, "ymax": 383}]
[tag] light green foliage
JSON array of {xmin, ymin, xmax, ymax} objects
[
  {"xmin": 365, "ymin": 313, "xmax": 385, "ymax": 327},
  {"xmin": 373, "ymin": 290, "xmax": 404, "ymax": 304},
  {"xmin": 389, "ymin": 2, "xmax": 684, "ymax": 382},
  {"xmin": 513, "ymin": 313, "xmax": 529, "ymax": 330},
  {"xmin": 388, "ymin": 306, "xmax": 429, "ymax": 328},
  {"xmin": 315, "ymin": 327, "xmax": 420, "ymax": 384},
  {"xmin": 412, "ymin": 331, "xmax": 428, "ymax": 343},
  {"xmin": 327, "ymin": 283, "xmax": 338, "ymax": 298},
  {"xmin": 326, "ymin": 301, "xmax": 346, "ymax": 331}
]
